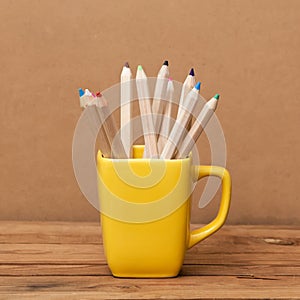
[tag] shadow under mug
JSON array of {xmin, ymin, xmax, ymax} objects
[{"xmin": 97, "ymin": 145, "xmax": 231, "ymax": 278}]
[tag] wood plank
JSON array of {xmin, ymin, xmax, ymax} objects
[
  {"xmin": 0, "ymin": 244, "xmax": 105, "ymax": 264},
  {"xmin": 0, "ymin": 222, "xmax": 298, "ymax": 246},
  {"xmin": 0, "ymin": 263, "xmax": 298, "ymax": 277},
  {"xmin": 0, "ymin": 243, "xmax": 299, "ymax": 265},
  {"xmin": 0, "ymin": 264, "xmax": 111, "ymax": 277},
  {"xmin": 180, "ymin": 264, "xmax": 300, "ymax": 277},
  {"xmin": 2, "ymin": 292, "xmax": 299, "ymax": 300},
  {"xmin": 0, "ymin": 221, "xmax": 101, "ymax": 244},
  {"xmin": 0, "ymin": 275, "xmax": 299, "ymax": 299}
]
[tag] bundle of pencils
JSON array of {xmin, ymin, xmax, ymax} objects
[{"xmin": 78, "ymin": 61, "xmax": 220, "ymax": 160}]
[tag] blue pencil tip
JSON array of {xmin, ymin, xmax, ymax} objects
[
  {"xmin": 195, "ymin": 82, "xmax": 201, "ymax": 91},
  {"xmin": 78, "ymin": 88, "xmax": 85, "ymax": 97},
  {"xmin": 189, "ymin": 68, "xmax": 194, "ymax": 76}
]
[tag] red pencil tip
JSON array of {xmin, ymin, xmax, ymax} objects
[{"xmin": 96, "ymin": 92, "xmax": 102, "ymax": 97}]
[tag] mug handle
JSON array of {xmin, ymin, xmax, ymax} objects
[{"xmin": 188, "ymin": 165, "xmax": 231, "ymax": 249}]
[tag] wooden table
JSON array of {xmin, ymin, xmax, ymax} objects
[{"xmin": 0, "ymin": 222, "xmax": 299, "ymax": 299}]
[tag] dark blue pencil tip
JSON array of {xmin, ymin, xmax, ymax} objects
[
  {"xmin": 163, "ymin": 60, "xmax": 168, "ymax": 66},
  {"xmin": 195, "ymin": 82, "xmax": 201, "ymax": 91},
  {"xmin": 78, "ymin": 88, "xmax": 84, "ymax": 97},
  {"xmin": 189, "ymin": 68, "xmax": 194, "ymax": 76}
]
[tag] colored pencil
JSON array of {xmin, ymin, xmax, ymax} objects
[
  {"xmin": 152, "ymin": 60, "xmax": 169, "ymax": 134},
  {"xmin": 157, "ymin": 78, "xmax": 174, "ymax": 153},
  {"xmin": 177, "ymin": 68, "xmax": 195, "ymax": 118},
  {"xmin": 175, "ymin": 94, "xmax": 219, "ymax": 159},
  {"xmin": 94, "ymin": 93, "xmax": 128, "ymax": 159},
  {"xmin": 78, "ymin": 88, "xmax": 111, "ymax": 157},
  {"xmin": 84, "ymin": 92, "xmax": 111, "ymax": 157},
  {"xmin": 120, "ymin": 62, "xmax": 133, "ymax": 157},
  {"xmin": 79, "ymin": 88, "xmax": 93, "ymax": 108},
  {"xmin": 136, "ymin": 65, "xmax": 159, "ymax": 158},
  {"xmin": 160, "ymin": 82, "xmax": 201, "ymax": 159},
  {"xmin": 78, "ymin": 88, "xmax": 85, "ymax": 107}
]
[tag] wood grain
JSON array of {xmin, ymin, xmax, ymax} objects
[
  {"xmin": 0, "ymin": 222, "xmax": 299, "ymax": 299},
  {"xmin": 0, "ymin": 276, "xmax": 299, "ymax": 299}
]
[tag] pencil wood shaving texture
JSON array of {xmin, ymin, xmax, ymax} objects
[{"xmin": 136, "ymin": 65, "xmax": 159, "ymax": 158}]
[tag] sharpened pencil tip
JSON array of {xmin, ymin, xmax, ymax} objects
[
  {"xmin": 163, "ymin": 60, "xmax": 169, "ymax": 66},
  {"xmin": 85, "ymin": 89, "xmax": 92, "ymax": 96},
  {"xmin": 137, "ymin": 65, "xmax": 143, "ymax": 71},
  {"xmin": 189, "ymin": 68, "xmax": 195, "ymax": 76},
  {"xmin": 124, "ymin": 62, "xmax": 130, "ymax": 68},
  {"xmin": 195, "ymin": 82, "xmax": 201, "ymax": 91},
  {"xmin": 168, "ymin": 77, "xmax": 172, "ymax": 81},
  {"xmin": 96, "ymin": 92, "xmax": 102, "ymax": 97},
  {"xmin": 214, "ymin": 94, "xmax": 220, "ymax": 100},
  {"xmin": 78, "ymin": 88, "xmax": 84, "ymax": 97}
]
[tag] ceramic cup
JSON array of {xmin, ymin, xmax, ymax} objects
[{"xmin": 97, "ymin": 145, "xmax": 231, "ymax": 278}]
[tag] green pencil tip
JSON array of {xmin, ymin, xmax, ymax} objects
[
  {"xmin": 138, "ymin": 65, "xmax": 143, "ymax": 70},
  {"xmin": 214, "ymin": 94, "xmax": 220, "ymax": 100}
]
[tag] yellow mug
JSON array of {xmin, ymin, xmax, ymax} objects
[{"xmin": 97, "ymin": 145, "xmax": 231, "ymax": 278}]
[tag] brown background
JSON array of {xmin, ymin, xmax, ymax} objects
[{"xmin": 0, "ymin": 0, "xmax": 299, "ymax": 224}]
